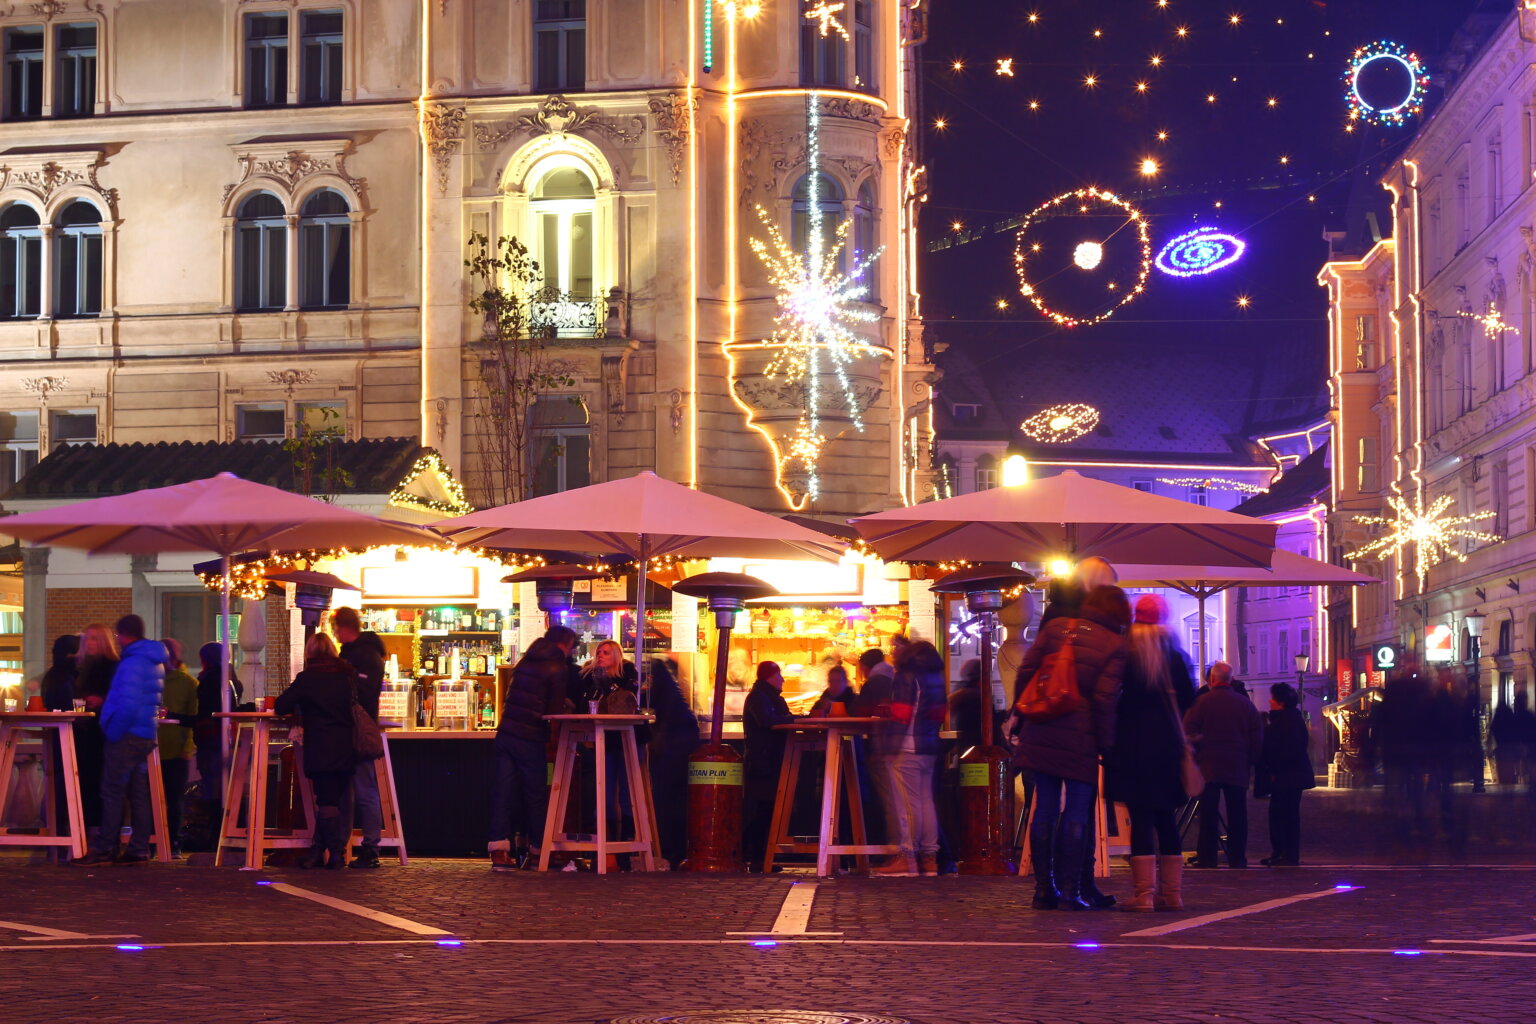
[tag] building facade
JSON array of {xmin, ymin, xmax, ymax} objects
[
  {"xmin": 0, "ymin": 0, "xmax": 932, "ymax": 518},
  {"xmin": 1320, "ymin": 7, "xmax": 1536, "ymax": 727}
]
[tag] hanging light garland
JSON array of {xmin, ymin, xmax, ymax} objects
[
  {"xmin": 1348, "ymin": 494, "xmax": 1498, "ymax": 581},
  {"xmin": 1156, "ymin": 476, "xmax": 1267, "ymax": 495},
  {"xmin": 1344, "ymin": 41, "xmax": 1428, "ymax": 127},
  {"xmin": 1012, "ymin": 187, "xmax": 1151, "ymax": 328},
  {"xmin": 1020, "ymin": 403, "xmax": 1101, "ymax": 443},
  {"xmin": 387, "ymin": 452, "xmax": 473, "ymax": 515}
]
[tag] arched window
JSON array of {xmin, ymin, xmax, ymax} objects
[
  {"xmin": 791, "ymin": 173, "xmax": 844, "ymax": 262},
  {"xmin": 854, "ymin": 181, "xmax": 877, "ymax": 299},
  {"xmin": 235, "ymin": 192, "xmax": 286, "ymax": 312},
  {"xmin": 54, "ymin": 200, "xmax": 101, "ymax": 317},
  {"xmin": 298, "ymin": 189, "xmax": 349, "ymax": 309},
  {"xmin": 0, "ymin": 204, "xmax": 41, "ymax": 319},
  {"xmin": 531, "ymin": 165, "xmax": 595, "ymax": 296}
]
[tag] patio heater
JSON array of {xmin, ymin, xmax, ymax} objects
[
  {"xmin": 931, "ymin": 563, "xmax": 1035, "ymax": 875},
  {"xmin": 503, "ymin": 563, "xmax": 606, "ymax": 625},
  {"xmin": 672, "ymin": 571, "xmax": 778, "ymax": 873}
]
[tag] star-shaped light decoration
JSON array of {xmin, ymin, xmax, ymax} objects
[
  {"xmin": 996, "ymin": 58, "xmax": 1015, "ymax": 77},
  {"xmin": 1457, "ymin": 307, "xmax": 1515, "ymax": 339},
  {"xmin": 1348, "ymin": 494, "xmax": 1499, "ymax": 581},
  {"xmin": 804, "ymin": 0, "xmax": 849, "ymax": 40}
]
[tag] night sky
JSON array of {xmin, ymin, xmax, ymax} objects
[{"xmin": 917, "ymin": 0, "xmax": 1492, "ymax": 406}]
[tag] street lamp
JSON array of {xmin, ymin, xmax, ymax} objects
[
  {"xmin": 1293, "ymin": 650, "xmax": 1311, "ymax": 714},
  {"xmin": 1465, "ymin": 611, "xmax": 1488, "ymax": 793}
]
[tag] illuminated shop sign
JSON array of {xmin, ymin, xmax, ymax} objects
[{"xmin": 1424, "ymin": 623, "xmax": 1455, "ymax": 664}]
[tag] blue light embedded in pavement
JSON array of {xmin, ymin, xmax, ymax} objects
[
  {"xmin": 436, "ymin": 939, "xmax": 464, "ymax": 947},
  {"xmin": 1075, "ymin": 942, "xmax": 1101, "ymax": 950},
  {"xmin": 752, "ymin": 939, "xmax": 778, "ymax": 947},
  {"xmin": 255, "ymin": 880, "xmax": 273, "ymax": 886},
  {"xmin": 116, "ymin": 944, "xmax": 145, "ymax": 952},
  {"xmin": 1393, "ymin": 950, "xmax": 1423, "ymax": 956},
  {"xmin": 1334, "ymin": 884, "xmax": 1355, "ymax": 890}
]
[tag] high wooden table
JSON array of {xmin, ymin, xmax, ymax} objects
[
  {"xmin": 767, "ymin": 717, "xmax": 899, "ymax": 877},
  {"xmin": 538, "ymin": 714, "xmax": 657, "ymax": 874},
  {"xmin": 0, "ymin": 711, "xmax": 91, "ymax": 860}
]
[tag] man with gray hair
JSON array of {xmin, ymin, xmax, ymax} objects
[{"xmin": 1183, "ymin": 660, "xmax": 1263, "ymax": 869}]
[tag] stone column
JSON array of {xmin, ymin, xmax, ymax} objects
[
  {"xmin": 37, "ymin": 225, "xmax": 54, "ymax": 319},
  {"xmin": 283, "ymin": 213, "xmax": 300, "ymax": 311},
  {"xmin": 21, "ymin": 546, "xmax": 49, "ymax": 682}
]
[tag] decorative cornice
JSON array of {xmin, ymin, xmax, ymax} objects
[
  {"xmin": 649, "ymin": 92, "xmax": 697, "ymax": 187},
  {"xmin": 0, "ymin": 150, "xmax": 117, "ymax": 215},
  {"xmin": 420, "ymin": 103, "xmax": 466, "ymax": 194},
  {"xmin": 473, "ymin": 94, "xmax": 646, "ymax": 151},
  {"xmin": 266, "ymin": 368, "xmax": 316, "ymax": 396},
  {"xmin": 21, "ymin": 375, "xmax": 68, "ymax": 400},
  {"xmin": 222, "ymin": 143, "xmax": 367, "ymax": 207}
]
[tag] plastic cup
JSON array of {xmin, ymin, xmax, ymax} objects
[
  {"xmin": 26, "ymin": 695, "xmax": 44, "ymax": 711},
  {"xmin": 262, "ymin": 696, "xmax": 276, "ymax": 712},
  {"xmin": 3, "ymin": 698, "xmax": 17, "ymax": 713},
  {"xmin": 587, "ymin": 700, "xmax": 599, "ymax": 715},
  {"xmin": 72, "ymin": 699, "xmax": 86, "ymax": 712}
]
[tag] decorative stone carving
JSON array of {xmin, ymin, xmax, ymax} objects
[
  {"xmin": 266, "ymin": 369, "xmax": 316, "ymax": 396},
  {"xmin": 649, "ymin": 92, "xmax": 696, "ymax": 186},
  {"xmin": 0, "ymin": 151, "xmax": 118, "ymax": 215},
  {"xmin": 30, "ymin": 1, "xmax": 68, "ymax": 18},
  {"xmin": 222, "ymin": 145, "xmax": 367, "ymax": 206},
  {"xmin": 820, "ymin": 96, "xmax": 883, "ymax": 124},
  {"xmin": 739, "ymin": 119, "xmax": 806, "ymax": 204},
  {"xmin": 475, "ymin": 95, "xmax": 646, "ymax": 151},
  {"xmin": 669, "ymin": 388, "xmax": 687, "ymax": 434},
  {"xmin": 21, "ymin": 376, "xmax": 68, "ymax": 400},
  {"xmin": 421, "ymin": 104, "xmax": 467, "ymax": 194},
  {"xmin": 881, "ymin": 122, "xmax": 907, "ymax": 161},
  {"xmin": 601, "ymin": 347, "xmax": 630, "ymax": 426}
]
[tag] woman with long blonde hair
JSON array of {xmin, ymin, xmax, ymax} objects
[{"xmin": 579, "ymin": 639, "xmax": 638, "ymax": 706}]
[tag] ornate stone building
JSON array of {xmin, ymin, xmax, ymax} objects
[
  {"xmin": 1320, "ymin": 6, "xmax": 1536, "ymax": 726},
  {"xmin": 0, "ymin": 0, "xmax": 932, "ymax": 517}
]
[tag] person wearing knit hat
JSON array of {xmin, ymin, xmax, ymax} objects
[{"xmin": 1133, "ymin": 594, "xmax": 1168, "ymax": 626}]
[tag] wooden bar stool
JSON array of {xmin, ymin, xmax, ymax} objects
[
  {"xmin": 766, "ymin": 718, "xmax": 898, "ymax": 877},
  {"xmin": 142, "ymin": 745, "xmax": 173, "ymax": 863},
  {"xmin": 0, "ymin": 711, "xmax": 90, "ymax": 860},
  {"xmin": 215, "ymin": 712, "xmax": 314, "ymax": 869},
  {"xmin": 538, "ymin": 714, "xmax": 656, "ymax": 874}
]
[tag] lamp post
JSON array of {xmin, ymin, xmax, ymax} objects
[
  {"xmin": 671, "ymin": 571, "xmax": 778, "ymax": 873},
  {"xmin": 1293, "ymin": 651, "xmax": 1311, "ymax": 709},
  {"xmin": 1465, "ymin": 611, "xmax": 1487, "ymax": 793},
  {"xmin": 932, "ymin": 563, "xmax": 1035, "ymax": 875}
]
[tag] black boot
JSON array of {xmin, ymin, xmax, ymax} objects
[
  {"xmin": 317, "ymin": 809, "xmax": 346, "ymax": 870},
  {"xmin": 1079, "ymin": 827, "xmax": 1116, "ymax": 909},
  {"xmin": 1029, "ymin": 831, "xmax": 1058, "ymax": 910},
  {"xmin": 1054, "ymin": 823, "xmax": 1092, "ymax": 911}
]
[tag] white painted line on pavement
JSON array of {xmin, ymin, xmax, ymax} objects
[
  {"xmin": 264, "ymin": 883, "xmax": 450, "ymax": 936},
  {"xmin": 1119, "ymin": 886, "xmax": 1359, "ymax": 938},
  {"xmin": 0, "ymin": 919, "xmax": 138, "ymax": 942},
  {"xmin": 727, "ymin": 881, "xmax": 843, "ymax": 937},
  {"xmin": 1429, "ymin": 931, "xmax": 1536, "ymax": 946}
]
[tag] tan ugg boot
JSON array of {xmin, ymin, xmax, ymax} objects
[
  {"xmin": 1156, "ymin": 854, "xmax": 1185, "ymax": 910},
  {"xmin": 1122, "ymin": 855, "xmax": 1157, "ymax": 911}
]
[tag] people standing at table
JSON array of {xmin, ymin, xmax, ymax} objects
[
  {"xmin": 194, "ymin": 640, "xmax": 243, "ymax": 817},
  {"xmin": 1183, "ymin": 660, "xmax": 1263, "ymax": 869},
  {"xmin": 743, "ymin": 660, "xmax": 795, "ymax": 870},
  {"xmin": 1256, "ymin": 682, "xmax": 1314, "ymax": 867},
  {"xmin": 578, "ymin": 639, "xmax": 642, "ymax": 847},
  {"xmin": 73, "ymin": 624, "xmax": 118, "ymax": 844},
  {"xmin": 865, "ymin": 640, "xmax": 946, "ymax": 877},
  {"xmin": 332, "ymin": 606, "xmax": 386, "ymax": 870},
  {"xmin": 855, "ymin": 648, "xmax": 897, "ymax": 848},
  {"xmin": 157, "ymin": 638, "xmax": 199, "ymax": 858},
  {"xmin": 810, "ymin": 665, "xmax": 858, "ymax": 717},
  {"xmin": 1010, "ymin": 558, "xmax": 1130, "ymax": 910},
  {"xmin": 40, "ymin": 634, "xmax": 79, "ymax": 712},
  {"xmin": 71, "ymin": 615, "xmax": 164, "ymax": 866},
  {"xmin": 647, "ymin": 658, "xmax": 699, "ymax": 869},
  {"xmin": 488, "ymin": 625, "xmax": 579, "ymax": 871},
  {"xmin": 1105, "ymin": 595, "xmax": 1195, "ymax": 911},
  {"xmin": 274, "ymin": 633, "xmax": 358, "ymax": 870}
]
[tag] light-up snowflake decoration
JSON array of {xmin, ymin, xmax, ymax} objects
[
  {"xmin": 804, "ymin": 0, "xmax": 849, "ymax": 40},
  {"xmin": 1021, "ymin": 404, "xmax": 1100, "ymax": 443},
  {"xmin": 1348, "ymin": 494, "xmax": 1499, "ymax": 581},
  {"xmin": 746, "ymin": 92, "xmax": 883, "ymax": 504},
  {"xmin": 1458, "ymin": 307, "xmax": 1515, "ymax": 339}
]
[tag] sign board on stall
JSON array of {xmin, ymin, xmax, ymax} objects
[
  {"xmin": 907, "ymin": 579, "xmax": 935, "ymax": 642},
  {"xmin": 517, "ymin": 582, "xmax": 543, "ymax": 650},
  {"xmin": 1373, "ymin": 644, "xmax": 1399, "ymax": 672},
  {"xmin": 671, "ymin": 590, "xmax": 699, "ymax": 653},
  {"xmin": 590, "ymin": 579, "xmax": 627, "ymax": 603},
  {"xmin": 361, "ymin": 565, "xmax": 477, "ymax": 602},
  {"xmin": 1424, "ymin": 622, "xmax": 1455, "ymax": 663},
  {"xmin": 378, "ymin": 690, "xmax": 410, "ymax": 723}
]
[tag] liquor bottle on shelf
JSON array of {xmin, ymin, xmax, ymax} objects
[{"xmin": 478, "ymin": 687, "xmax": 496, "ymax": 729}]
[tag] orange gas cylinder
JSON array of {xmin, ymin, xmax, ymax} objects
[
  {"xmin": 685, "ymin": 742, "xmax": 744, "ymax": 872},
  {"xmin": 957, "ymin": 743, "xmax": 1015, "ymax": 875}
]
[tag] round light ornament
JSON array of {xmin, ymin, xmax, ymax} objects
[
  {"xmin": 1021, "ymin": 403, "xmax": 1100, "ymax": 444},
  {"xmin": 1012, "ymin": 187, "xmax": 1152, "ymax": 328},
  {"xmin": 1345, "ymin": 41, "xmax": 1428, "ymax": 127},
  {"xmin": 1155, "ymin": 226, "xmax": 1247, "ymax": 278}
]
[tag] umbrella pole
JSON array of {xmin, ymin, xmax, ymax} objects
[
  {"xmin": 220, "ymin": 555, "xmax": 232, "ymax": 780},
  {"xmin": 635, "ymin": 533, "xmax": 648, "ymax": 706},
  {"xmin": 1197, "ymin": 589, "xmax": 1208, "ymax": 683}
]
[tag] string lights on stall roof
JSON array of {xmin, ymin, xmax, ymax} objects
[{"xmin": 1347, "ymin": 494, "xmax": 1499, "ymax": 582}]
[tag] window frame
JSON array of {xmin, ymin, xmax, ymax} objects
[
  {"xmin": 529, "ymin": 163, "xmax": 597, "ymax": 297},
  {"xmin": 0, "ymin": 203, "xmax": 42, "ymax": 321},
  {"xmin": 533, "ymin": 0, "xmax": 586, "ymax": 94},
  {"xmin": 54, "ymin": 200, "xmax": 103, "ymax": 319},
  {"xmin": 235, "ymin": 402, "xmax": 288, "ymax": 441},
  {"xmin": 0, "ymin": 409, "xmax": 38, "ymax": 487},
  {"xmin": 297, "ymin": 189, "xmax": 351, "ymax": 310},
  {"xmin": 243, "ymin": 10, "xmax": 290, "ymax": 109},
  {"xmin": 52, "ymin": 21, "xmax": 96, "ymax": 119},
  {"xmin": 3, "ymin": 24, "xmax": 44, "ymax": 121},
  {"xmin": 298, "ymin": 8, "xmax": 344, "ymax": 106},
  {"xmin": 47, "ymin": 407, "xmax": 96, "ymax": 449},
  {"xmin": 234, "ymin": 192, "xmax": 288, "ymax": 313},
  {"xmin": 528, "ymin": 392, "xmax": 591, "ymax": 497}
]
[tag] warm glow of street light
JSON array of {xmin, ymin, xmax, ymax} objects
[
  {"xmin": 1140, "ymin": 157, "xmax": 1159, "ymax": 175},
  {"xmin": 1002, "ymin": 455, "xmax": 1030, "ymax": 486}
]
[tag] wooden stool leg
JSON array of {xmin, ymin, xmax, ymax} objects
[
  {"xmin": 622, "ymin": 727, "xmax": 656, "ymax": 872},
  {"xmin": 147, "ymin": 747, "xmax": 171, "ymax": 863},
  {"xmin": 539, "ymin": 725, "xmax": 574, "ymax": 872},
  {"xmin": 817, "ymin": 731, "xmax": 843, "ymax": 877},
  {"xmin": 376, "ymin": 741, "xmax": 407, "ymax": 865},
  {"xmin": 297, "ymin": 770, "xmax": 317, "ymax": 847},
  {"xmin": 0, "ymin": 725, "xmax": 19, "ymax": 826},
  {"xmin": 764, "ymin": 737, "xmax": 799, "ymax": 874},
  {"xmin": 246, "ymin": 724, "xmax": 271, "ymax": 870},
  {"xmin": 594, "ymin": 725, "xmax": 609, "ymax": 875},
  {"xmin": 842, "ymin": 735, "xmax": 871, "ymax": 872},
  {"xmin": 215, "ymin": 726, "xmax": 252, "ymax": 867},
  {"xmin": 58, "ymin": 726, "xmax": 86, "ymax": 861}
]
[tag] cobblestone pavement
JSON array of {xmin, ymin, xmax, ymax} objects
[{"xmin": 2, "ymin": 788, "xmax": 1534, "ymax": 1024}]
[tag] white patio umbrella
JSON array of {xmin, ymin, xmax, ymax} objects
[
  {"xmin": 431, "ymin": 470, "xmax": 845, "ymax": 686},
  {"xmin": 850, "ymin": 470, "xmax": 1279, "ymax": 568},
  {"xmin": 1116, "ymin": 549, "xmax": 1379, "ymax": 678},
  {"xmin": 0, "ymin": 472, "xmax": 434, "ymax": 758}
]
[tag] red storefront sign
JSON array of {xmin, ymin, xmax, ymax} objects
[{"xmin": 1336, "ymin": 658, "xmax": 1355, "ymax": 701}]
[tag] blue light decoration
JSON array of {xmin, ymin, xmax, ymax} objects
[
  {"xmin": 1155, "ymin": 227, "xmax": 1246, "ymax": 278},
  {"xmin": 1345, "ymin": 41, "xmax": 1429, "ymax": 127},
  {"xmin": 703, "ymin": 0, "xmax": 714, "ymax": 73}
]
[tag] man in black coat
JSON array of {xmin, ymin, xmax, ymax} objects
[
  {"xmin": 742, "ymin": 660, "xmax": 795, "ymax": 870},
  {"xmin": 1183, "ymin": 661, "xmax": 1263, "ymax": 868},
  {"xmin": 488, "ymin": 625, "xmax": 578, "ymax": 870},
  {"xmin": 333, "ymin": 606, "xmax": 388, "ymax": 868}
]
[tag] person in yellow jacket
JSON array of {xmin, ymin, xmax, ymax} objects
[{"xmin": 158, "ymin": 638, "xmax": 199, "ymax": 858}]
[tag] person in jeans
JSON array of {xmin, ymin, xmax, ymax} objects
[
  {"xmin": 488, "ymin": 625, "xmax": 577, "ymax": 871},
  {"xmin": 1183, "ymin": 661, "xmax": 1264, "ymax": 868},
  {"xmin": 331, "ymin": 606, "xmax": 386, "ymax": 869},
  {"xmin": 1256, "ymin": 682, "xmax": 1315, "ymax": 866},
  {"xmin": 157, "ymin": 638, "xmax": 199, "ymax": 858},
  {"xmin": 71, "ymin": 615, "xmax": 165, "ymax": 866},
  {"xmin": 1008, "ymin": 559, "xmax": 1130, "ymax": 910},
  {"xmin": 866, "ymin": 640, "xmax": 946, "ymax": 877}
]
